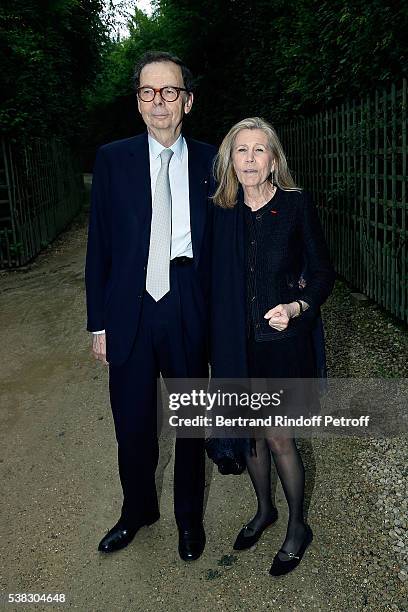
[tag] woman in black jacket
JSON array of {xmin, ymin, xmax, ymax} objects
[{"xmin": 211, "ymin": 117, "xmax": 335, "ymax": 576}]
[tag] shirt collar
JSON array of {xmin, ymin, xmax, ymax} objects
[{"xmin": 148, "ymin": 133, "xmax": 184, "ymax": 161}]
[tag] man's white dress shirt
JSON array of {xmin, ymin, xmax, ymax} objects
[{"xmin": 93, "ymin": 132, "xmax": 192, "ymax": 335}]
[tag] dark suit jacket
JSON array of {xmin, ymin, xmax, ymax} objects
[
  {"xmin": 85, "ymin": 132, "xmax": 216, "ymax": 366},
  {"xmin": 211, "ymin": 187, "xmax": 336, "ymax": 378}
]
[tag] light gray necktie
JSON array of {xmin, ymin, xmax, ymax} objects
[{"xmin": 146, "ymin": 148, "xmax": 174, "ymax": 301}]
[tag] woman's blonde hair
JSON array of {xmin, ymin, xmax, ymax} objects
[{"xmin": 213, "ymin": 117, "xmax": 300, "ymax": 208}]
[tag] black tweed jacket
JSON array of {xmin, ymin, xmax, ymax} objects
[{"xmin": 211, "ymin": 186, "xmax": 336, "ymax": 377}]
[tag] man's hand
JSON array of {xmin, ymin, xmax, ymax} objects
[
  {"xmin": 264, "ymin": 302, "xmax": 300, "ymax": 331},
  {"xmin": 92, "ymin": 333, "xmax": 108, "ymax": 365}
]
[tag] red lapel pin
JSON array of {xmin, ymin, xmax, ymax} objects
[{"xmin": 271, "ymin": 210, "xmax": 278, "ymax": 214}]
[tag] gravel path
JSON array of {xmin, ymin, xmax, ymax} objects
[
  {"xmin": 0, "ymin": 209, "xmax": 407, "ymax": 612},
  {"xmin": 322, "ymin": 279, "xmax": 408, "ymax": 611}
]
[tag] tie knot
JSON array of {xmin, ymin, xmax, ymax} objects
[{"xmin": 160, "ymin": 148, "xmax": 174, "ymax": 165}]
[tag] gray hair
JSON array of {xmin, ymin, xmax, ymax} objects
[{"xmin": 132, "ymin": 51, "xmax": 194, "ymax": 93}]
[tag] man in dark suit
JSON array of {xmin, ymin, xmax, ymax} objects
[{"xmin": 85, "ymin": 51, "xmax": 215, "ymax": 561}]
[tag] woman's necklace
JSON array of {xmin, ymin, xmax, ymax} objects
[{"xmin": 245, "ymin": 184, "xmax": 277, "ymax": 211}]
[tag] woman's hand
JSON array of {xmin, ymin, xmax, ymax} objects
[{"xmin": 264, "ymin": 302, "xmax": 300, "ymax": 331}]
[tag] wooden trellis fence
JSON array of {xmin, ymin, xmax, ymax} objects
[
  {"xmin": 279, "ymin": 79, "xmax": 408, "ymax": 324},
  {"xmin": 0, "ymin": 137, "xmax": 83, "ymax": 268}
]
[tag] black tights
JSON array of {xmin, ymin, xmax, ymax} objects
[
  {"xmin": 245, "ymin": 436, "xmax": 307, "ymax": 555},
  {"xmin": 245, "ymin": 330, "xmax": 315, "ymax": 554}
]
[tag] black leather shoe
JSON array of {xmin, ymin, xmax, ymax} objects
[
  {"xmin": 269, "ymin": 524, "xmax": 313, "ymax": 576},
  {"xmin": 178, "ymin": 524, "xmax": 206, "ymax": 561},
  {"xmin": 98, "ymin": 513, "xmax": 160, "ymax": 553},
  {"xmin": 233, "ymin": 508, "xmax": 278, "ymax": 550}
]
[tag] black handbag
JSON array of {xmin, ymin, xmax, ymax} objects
[{"xmin": 205, "ymin": 437, "xmax": 248, "ymax": 475}]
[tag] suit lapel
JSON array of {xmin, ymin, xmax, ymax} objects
[
  {"xmin": 125, "ymin": 133, "xmax": 210, "ymax": 264},
  {"xmin": 126, "ymin": 132, "xmax": 152, "ymax": 256},
  {"xmin": 127, "ymin": 131, "xmax": 152, "ymax": 218},
  {"xmin": 186, "ymin": 138, "xmax": 208, "ymax": 266}
]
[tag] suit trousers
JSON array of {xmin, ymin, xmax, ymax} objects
[{"xmin": 108, "ymin": 260, "xmax": 208, "ymax": 529}]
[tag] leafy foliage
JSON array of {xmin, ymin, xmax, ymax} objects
[
  {"xmin": 84, "ymin": 0, "xmax": 408, "ymax": 148},
  {"xmin": 3, "ymin": 1, "xmax": 406, "ymax": 154},
  {"xmin": 0, "ymin": 0, "xmax": 107, "ymax": 143}
]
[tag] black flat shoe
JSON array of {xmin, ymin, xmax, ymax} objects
[
  {"xmin": 98, "ymin": 512, "xmax": 160, "ymax": 553},
  {"xmin": 233, "ymin": 508, "xmax": 278, "ymax": 551},
  {"xmin": 269, "ymin": 524, "xmax": 313, "ymax": 576},
  {"xmin": 178, "ymin": 524, "xmax": 206, "ymax": 561}
]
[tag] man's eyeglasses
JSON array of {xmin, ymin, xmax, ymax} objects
[{"xmin": 137, "ymin": 86, "xmax": 188, "ymax": 103}]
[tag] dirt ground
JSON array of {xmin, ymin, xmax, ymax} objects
[{"xmin": 0, "ymin": 196, "xmax": 407, "ymax": 611}]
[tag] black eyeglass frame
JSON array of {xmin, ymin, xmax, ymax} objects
[{"xmin": 136, "ymin": 86, "xmax": 189, "ymax": 102}]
